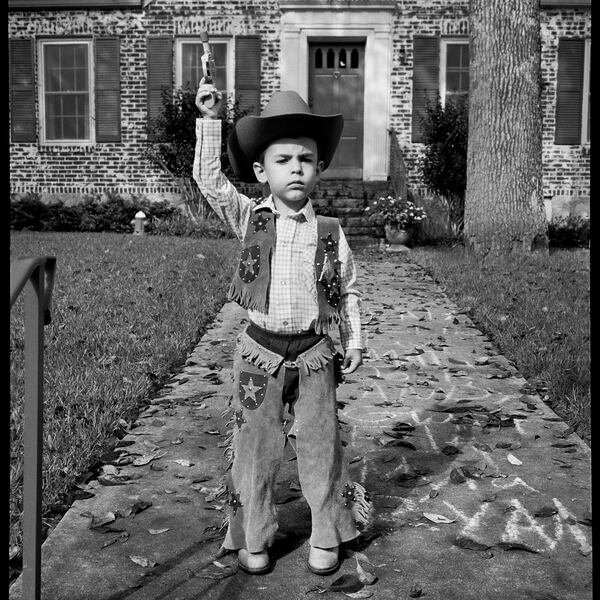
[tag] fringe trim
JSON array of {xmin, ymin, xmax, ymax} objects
[
  {"xmin": 296, "ymin": 337, "xmax": 336, "ymax": 376},
  {"xmin": 221, "ymin": 401, "xmax": 235, "ymax": 470},
  {"xmin": 222, "ymin": 416, "xmax": 235, "ymax": 471},
  {"xmin": 237, "ymin": 330, "xmax": 284, "ymax": 375},
  {"xmin": 314, "ymin": 311, "xmax": 341, "ymax": 335},
  {"xmin": 350, "ymin": 482, "xmax": 372, "ymax": 526},
  {"xmin": 218, "ymin": 513, "xmax": 229, "ymax": 533},
  {"xmin": 227, "ymin": 281, "xmax": 268, "ymax": 314}
]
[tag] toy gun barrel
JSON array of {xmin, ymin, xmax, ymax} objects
[
  {"xmin": 199, "ymin": 31, "xmax": 216, "ymax": 84},
  {"xmin": 199, "ymin": 30, "xmax": 218, "ymax": 109}
]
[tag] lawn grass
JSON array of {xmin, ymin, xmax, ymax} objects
[
  {"xmin": 409, "ymin": 246, "xmax": 590, "ymax": 446},
  {"xmin": 9, "ymin": 231, "xmax": 240, "ymax": 567}
]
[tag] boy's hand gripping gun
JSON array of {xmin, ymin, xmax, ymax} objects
[{"xmin": 200, "ymin": 31, "xmax": 218, "ymax": 109}]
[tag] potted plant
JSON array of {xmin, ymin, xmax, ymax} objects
[{"xmin": 365, "ymin": 195, "xmax": 427, "ymax": 245}]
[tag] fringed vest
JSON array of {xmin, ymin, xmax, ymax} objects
[{"xmin": 227, "ymin": 207, "xmax": 342, "ymax": 333}]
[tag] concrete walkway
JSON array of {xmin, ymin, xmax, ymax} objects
[{"xmin": 10, "ymin": 251, "xmax": 592, "ymax": 600}]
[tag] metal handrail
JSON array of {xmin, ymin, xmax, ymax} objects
[{"xmin": 10, "ymin": 256, "xmax": 56, "ymax": 600}]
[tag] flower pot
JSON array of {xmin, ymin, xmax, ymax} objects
[{"xmin": 384, "ymin": 225, "xmax": 411, "ymax": 246}]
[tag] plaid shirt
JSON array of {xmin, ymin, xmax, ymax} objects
[{"xmin": 192, "ymin": 118, "xmax": 362, "ymax": 350}]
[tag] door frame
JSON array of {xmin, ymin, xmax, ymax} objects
[{"xmin": 280, "ymin": 9, "xmax": 393, "ymax": 181}]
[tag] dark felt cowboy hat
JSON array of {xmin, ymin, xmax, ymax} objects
[{"xmin": 227, "ymin": 90, "xmax": 344, "ymax": 183}]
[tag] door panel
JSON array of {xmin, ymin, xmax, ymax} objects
[{"xmin": 309, "ymin": 42, "xmax": 365, "ymax": 179}]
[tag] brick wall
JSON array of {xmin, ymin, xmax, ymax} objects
[
  {"xmin": 9, "ymin": 0, "xmax": 590, "ymax": 233},
  {"xmin": 540, "ymin": 9, "xmax": 590, "ymax": 205},
  {"xmin": 8, "ymin": 1, "xmax": 284, "ymax": 203}
]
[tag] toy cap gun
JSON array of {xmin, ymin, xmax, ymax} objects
[{"xmin": 200, "ymin": 31, "xmax": 217, "ymax": 109}]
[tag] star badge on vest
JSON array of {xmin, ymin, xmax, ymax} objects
[
  {"xmin": 238, "ymin": 245, "xmax": 261, "ymax": 283},
  {"xmin": 251, "ymin": 213, "xmax": 271, "ymax": 233},
  {"xmin": 239, "ymin": 371, "xmax": 268, "ymax": 409}
]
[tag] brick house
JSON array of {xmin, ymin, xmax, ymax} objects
[{"xmin": 8, "ymin": 0, "xmax": 590, "ymax": 237}]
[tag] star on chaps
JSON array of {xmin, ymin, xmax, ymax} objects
[{"xmin": 238, "ymin": 371, "xmax": 268, "ymax": 409}]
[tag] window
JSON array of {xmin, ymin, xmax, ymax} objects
[
  {"xmin": 555, "ymin": 37, "xmax": 588, "ymax": 145},
  {"xmin": 39, "ymin": 39, "xmax": 93, "ymax": 143},
  {"xmin": 175, "ymin": 38, "xmax": 232, "ymax": 97},
  {"xmin": 582, "ymin": 39, "xmax": 590, "ymax": 143},
  {"xmin": 440, "ymin": 38, "xmax": 469, "ymax": 106}
]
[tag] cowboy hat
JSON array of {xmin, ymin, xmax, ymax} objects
[{"xmin": 227, "ymin": 90, "xmax": 344, "ymax": 183}]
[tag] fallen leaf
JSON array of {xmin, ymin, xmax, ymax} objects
[
  {"xmin": 422, "ymin": 512, "xmax": 456, "ymax": 524},
  {"xmin": 148, "ymin": 528, "xmax": 170, "ymax": 535},
  {"xmin": 392, "ymin": 422, "xmax": 415, "ymax": 432},
  {"xmin": 449, "ymin": 468, "xmax": 467, "ymax": 484},
  {"xmin": 129, "ymin": 555, "xmax": 158, "ymax": 568},
  {"xmin": 133, "ymin": 451, "xmax": 166, "ymax": 467},
  {"xmin": 385, "ymin": 440, "xmax": 417, "ymax": 450},
  {"xmin": 453, "ymin": 536, "xmax": 491, "ymax": 551},
  {"xmin": 127, "ymin": 500, "xmax": 152, "ymax": 517},
  {"xmin": 89, "ymin": 512, "xmax": 116, "ymax": 529},
  {"xmin": 328, "ymin": 574, "xmax": 364, "ymax": 593},
  {"xmin": 305, "ymin": 585, "xmax": 327, "ymax": 594},
  {"xmin": 355, "ymin": 556, "xmax": 377, "ymax": 585},
  {"xmin": 461, "ymin": 465, "xmax": 482, "ymax": 479},
  {"xmin": 441, "ymin": 444, "xmax": 461, "ymax": 456},
  {"xmin": 172, "ymin": 459, "xmax": 194, "ymax": 467},
  {"xmin": 212, "ymin": 560, "xmax": 228, "ymax": 568},
  {"xmin": 101, "ymin": 530, "xmax": 129, "ymax": 548},
  {"xmin": 507, "ymin": 453, "xmax": 522, "ymax": 466},
  {"xmin": 497, "ymin": 542, "xmax": 538, "ymax": 553},
  {"xmin": 343, "ymin": 591, "xmax": 374, "ymax": 599}
]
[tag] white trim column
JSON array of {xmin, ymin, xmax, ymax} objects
[{"xmin": 280, "ymin": 9, "xmax": 394, "ymax": 181}]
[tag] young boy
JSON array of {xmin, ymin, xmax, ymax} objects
[{"xmin": 193, "ymin": 81, "xmax": 370, "ymax": 576}]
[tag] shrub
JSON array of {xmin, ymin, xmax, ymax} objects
[
  {"xmin": 45, "ymin": 203, "xmax": 84, "ymax": 232},
  {"xmin": 145, "ymin": 85, "xmax": 250, "ymax": 221},
  {"xmin": 548, "ymin": 216, "xmax": 590, "ymax": 248},
  {"xmin": 418, "ymin": 98, "xmax": 468, "ymax": 232},
  {"xmin": 10, "ymin": 193, "xmax": 47, "ymax": 231},
  {"xmin": 10, "ymin": 194, "xmax": 181, "ymax": 235},
  {"xmin": 150, "ymin": 211, "xmax": 234, "ymax": 239},
  {"xmin": 409, "ymin": 194, "xmax": 464, "ymax": 246}
]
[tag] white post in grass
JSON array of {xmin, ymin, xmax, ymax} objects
[{"xmin": 131, "ymin": 211, "xmax": 148, "ymax": 236}]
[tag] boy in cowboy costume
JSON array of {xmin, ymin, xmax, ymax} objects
[{"xmin": 193, "ymin": 81, "xmax": 370, "ymax": 576}]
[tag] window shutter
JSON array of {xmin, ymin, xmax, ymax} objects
[
  {"xmin": 9, "ymin": 38, "xmax": 36, "ymax": 143},
  {"xmin": 555, "ymin": 38, "xmax": 584, "ymax": 145},
  {"xmin": 95, "ymin": 37, "xmax": 121, "ymax": 142},
  {"xmin": 235, "ymin": 36, "xmax": 261, "ymax": 115},
  {"xmin": 412, "ymin": 36, "xmax": 439, "ymax": 143},
  {"xmin": 146, "ymin": 36, "xmax": 173, "ymax": 138}
]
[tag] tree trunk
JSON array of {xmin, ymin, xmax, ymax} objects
[{"xmin": 465, "ymin": 0, "xmax": 548, "ymax": 257}]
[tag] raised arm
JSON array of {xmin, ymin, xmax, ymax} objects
[{"xmin": 192, "ymin": 82, "xmax": 254, "ymax": 241}]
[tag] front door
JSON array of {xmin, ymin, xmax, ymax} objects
[{"xmin": 308, "ymin": 42, "xmax": 365, "ymax": 179}]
